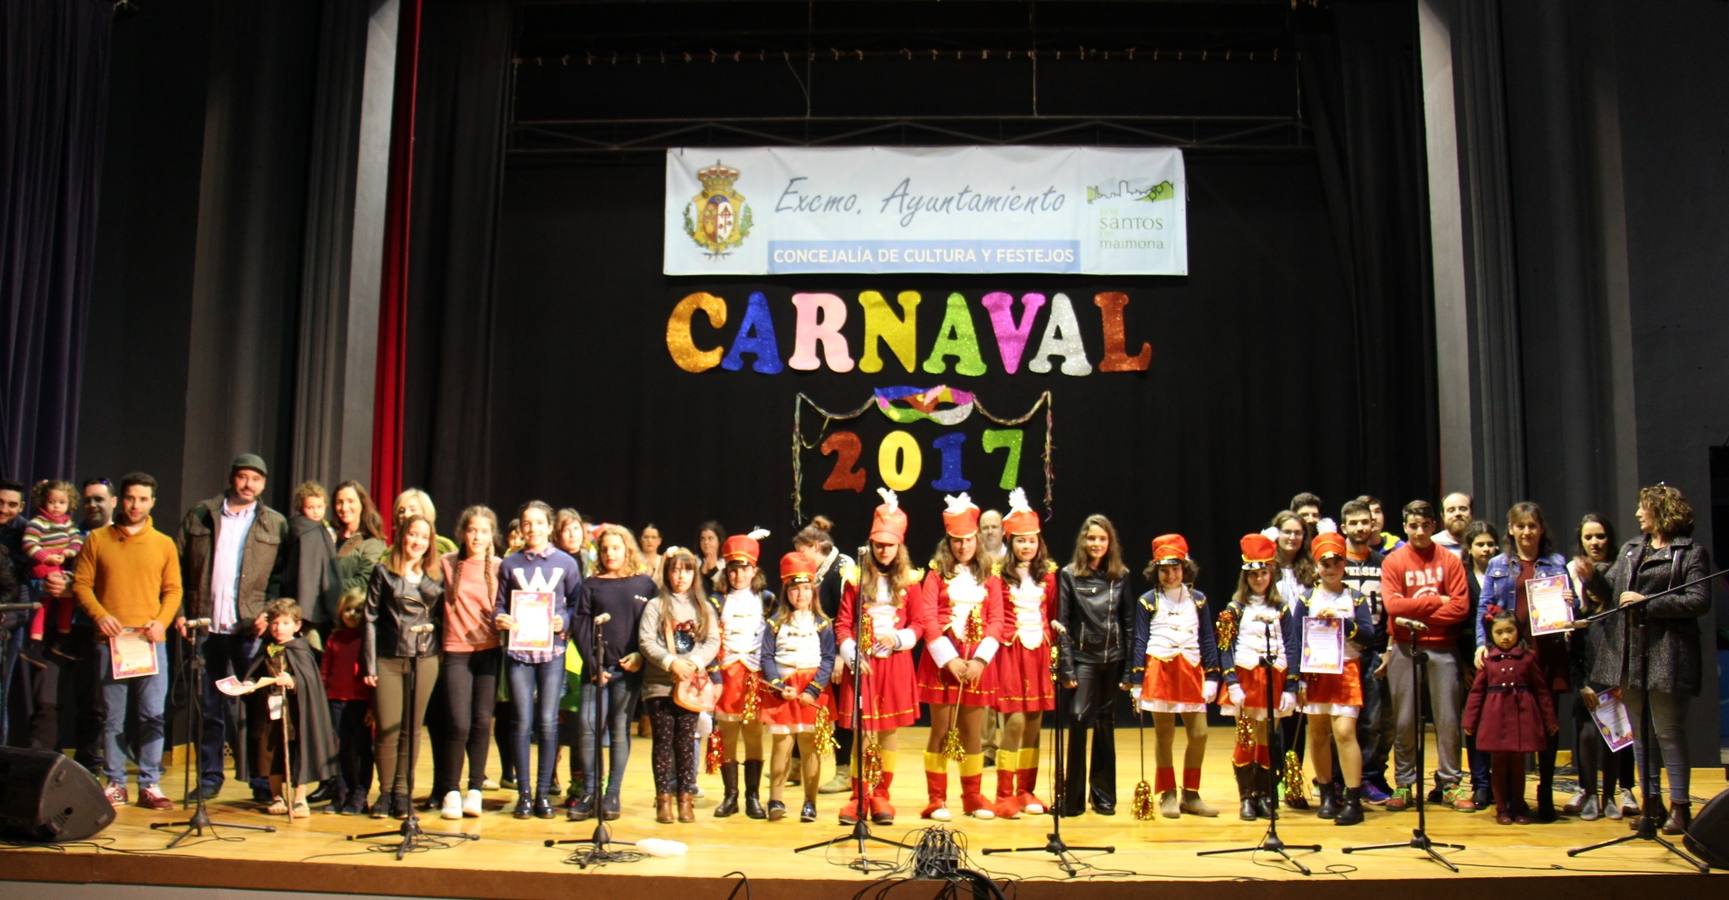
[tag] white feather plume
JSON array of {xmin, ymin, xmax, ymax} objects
[
  {"xmin": 747, "ymin": 527, "xmax": 771, "ymax": 541},
  {"xmin": 1316, "ymin": 518, "xmax": 1338, "ymax": 535},
  {"xmin": 1006, "ymin": 487, "xmax": 1032, "ymax": 515},
  {"xmin": 942, "ymin": 492, "xmax": 976, "ymax": 515},
  {"xmin": 876, "ymin": 487, "xmax": 900, "ymax": 510}
]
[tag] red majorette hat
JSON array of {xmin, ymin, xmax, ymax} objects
[
  {"xmin": 1002, "ymin": 486, "xmax": 1040, "ymax": 536},
  {"xmin": 941, "ymin": 492, "xmax": 981, "ymax": 538},
  {"xmin": 1310, "ymin": 532, "xmax": 1347, "ymax": 562},
  {"xmin": 1151, "ymin": 533, "xmax": 1190, "ymax": 566},
  {"xmin": 1239, "ymin": 533, "xmax": 1277, "ymax": 570},
  {"xmin": 721, "ymin": 528, "xmax": 770, "ymax": 566},
  {"xmin": 869, "ymin": 488, "xmax": 908, "ymax": 545},
  {"xmin": 779, "ymin": 550, "xmax": 818, "ymax": 584}
]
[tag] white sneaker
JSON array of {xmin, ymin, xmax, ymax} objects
[
  {"xmin": 440, "ymin": 790, "xmax": 463, "ymax": 820},
  {"xmin": 481, "ymin": 778, "xmax": 499, "ymax": 791},
  {"xmin": 463, "ymin": 789, "xmax": 483, "ymax": 817}
]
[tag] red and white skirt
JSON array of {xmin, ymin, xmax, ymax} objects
[
  {"xmin": 761, "ymin": 668, "xmax": 834, "ymax": 734},
  {"xmin": 1300, "ymin": 658, "xmax": 1363, "ymax": 717},
  {"xmin": 1219, "ymin": 664, "xmax": 1290, "ymax": 721},
  {"xmin": 713, "ymin": 660, "xmax": 759, "ymax": 722},
  {"xmin": 833, "ymin": 650, "xmax": 918, "ymax": 732},
  {"xmin": 988, "ymin": 640, "xmax": 1056, "ymax": 714},
  {"xmin": 915, "ymin": 639, "xmax": 996, "ymax": 707},
  {"xmin": 1139, "ymin": 653, "xmax": 1207, "ymax": 714}
]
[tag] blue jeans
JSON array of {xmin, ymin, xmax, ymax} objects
[
  {"xmin": 95, "ymin": 639, "xmax": 169, "ymax": 787},
  {"xmin": 577, "ymin": 667, "xmax": 640, "ymax": 800},
  {"xmin": 198, "ymin": 631, "xmax": 260, "ymax": 788},
  {"xmin": 1357, "ymin": 647, "xmax": 1393, "ymax": 786},
  {"xmin": 508, "ymin": 657, "xmax": 566, "ymax": 798}
]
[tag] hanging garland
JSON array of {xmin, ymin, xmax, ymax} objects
[{"xmin": 790, "ymin": 385, "xmax": 1053, "ymax": 525}]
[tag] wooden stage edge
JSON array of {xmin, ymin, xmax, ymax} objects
[{"xmin": 3, "ymin": 727, "xmax": 1721, "ymax": 899}]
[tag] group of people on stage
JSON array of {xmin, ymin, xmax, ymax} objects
[{"xmin": 0, "ymin": 458, "xmax": 1713, "ymax": 839}]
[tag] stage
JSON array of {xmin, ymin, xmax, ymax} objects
[{"xmin": 0, "ymin": 726, "xmax": 1719, "ymax": 898}]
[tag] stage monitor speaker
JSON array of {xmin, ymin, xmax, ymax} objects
[
  {"xmin": 0, "ymin": 747, "xmax": 115, "ymax": 842},
  {"xmin": 1686, "ymin": 785, "xmax": 1729, "ymax": 870}
]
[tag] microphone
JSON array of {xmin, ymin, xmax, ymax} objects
[
  {"xmin": 183, "ymin": 617, "xmax": 213, "ymax": 629},
  {"xmin": 1394, "ymin": 617, "xmax": 1429, "ymax": 633},
  {"xmin": 409, "ymin": 623, "xmax": 436, "ymax": 634},
  {"xmin": 594, "ymin": 612, "xmax": 612, "ymax": 626}
]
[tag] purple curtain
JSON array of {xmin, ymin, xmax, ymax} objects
[{"xmin": 0, "ymin": 0, "xmax": 111, "ymax": 482}]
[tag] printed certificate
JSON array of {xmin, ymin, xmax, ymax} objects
[
  {"xmin": 1300, "ymin": 617, "xmax": 1345, "ymax": 675},
  {"xmin": 510, "ymin": 590, "xmax": 556, "ymax": 651},
  {"xmin": 1590, "ymin": 688, "xmax": 1635, "ymax": 752},
  {"xmin": 1526, "ymin": 574, "xmax": 1574, "ymax": 636},
  {"xmin": 110, "ymin": 628, "xmax": 159, "ymax": 680}
]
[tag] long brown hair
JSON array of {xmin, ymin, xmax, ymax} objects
[
  {"xmin": 772, "ymin": 575, "xmax": 830, "ymax": 631},
  {"xmin": 930, "ymin": 533, "xmax": 986, "ymax": 582},
  {"xmin": 452, "ymin": 505, "xmax": 500, "ymax": 604},
  {"xmin": 333, "ymin": 480, "xmax": 385, "ymax": 542},
  {"xmin": 389, "ymin": 515, "xmax": 443, "ymax": 581},
  {"xmin": 1069, "ymin": 514, "xmax": 1128, "ymax": 580},
  {"xmin": 1269, "ymin": 509, "xmax": 1318, "ymax": 588},
  {"xmin": 1004, "ymin": 532, "xmax": 1052, "ymax": 584},
  {"xmin": 657, "ymin": 548, "xmax": 714, "ymax": 645},
  {"xmin": 861, "ymin": 540, "xmax": 918, "ymax": 603}
]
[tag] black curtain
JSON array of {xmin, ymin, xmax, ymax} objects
[
  {"xmin": 1297, "ymin": 1, "xmax": 1440, "ymax": 500},
  {"xmin": 0, "ymin": 0, "xmax": 111, "ymax": 482},
  {"xmin": 400, "ymin": 0, "xmax": 514, "ymax": 514}
]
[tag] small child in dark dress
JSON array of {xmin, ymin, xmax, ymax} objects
[
  {"xmin": 246, "ymin": 599, "xmax": 340, "ymax": 817},
  {"xmin": 1462, "ymin": 609, "xmax": 1557, "ymax": 824}
]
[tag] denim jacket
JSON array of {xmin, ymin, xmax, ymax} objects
[{"xmin": 1476, "ymin": 551, "xmax": 1569, "ymax": 649}]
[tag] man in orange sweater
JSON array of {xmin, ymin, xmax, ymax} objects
[
  {"xmin": 1378, "ymin": 499, "xmax": 1468, "ymax": 812},
  {"xmin": 73, "ymin": 472, "xmax": 183, "ymax": 810}
]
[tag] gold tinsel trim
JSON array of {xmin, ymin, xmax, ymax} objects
[
  {"xmin": 813, "ymin": 705, "xmax": 837, "ymax": 756},
  {"xmin": 965, "ymin": 604, "xmax": 984, "ymax": 644},
  {"xmin": 1283, "ymin": 749, "xmax": 1305, "ymax": 800},
  {"xmin": 742, "ymin": 672, "xmax": 761, "ymax": 724},
  {"xmin": 1216, "ymin": 609, "xmax": 1237, "ymax": 652},
  {"xmin": 1235, "ymin": 713, "xmax": 1255, "ymax": 751},
  {"xmin": 862, "ymin": 736, "xmax": 884, "ymax": 792},
  {"xmin": 1132, "ymin": 779, "xmax": 1155, "ymax": 821},
  {"xmin": 705, "ymin": 728, "xmax": 724, "ymax": 774}
]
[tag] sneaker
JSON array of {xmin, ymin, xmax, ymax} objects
[
  {"xmin": 104, "ymin": 782, "xmax": 129, "ymax": 807},
  {"xmin": 481, "ymin": 778, "xmax": 499, "ymax": 791},
  {"xmin": 1441, "ymin": 782, "xmax": 1472, "ymax": 811},
  {"xmin": 1384, "ymin": 786, "xmax": 1412, "ymax": 811},
  {"xmin": 463, "ymin": 789, "xmax": 484, "ymax": 817},
  {"xmin": 1360, "ymin": 782, "xmax": 1391, "ymax": 805},
  {"xmin": 138, "ymin": 784, "xmax": 174, "ymax": 811},
  {"xmin": 819, "ymin": 771, "xmax": 852, "ymax": 795},
  {"xmin": 440, "ymin": 790, "xmax": 464, "ymax": 820},
  {"xmin": 1618, "ymin": 789, "xmax": 1640, "ymax": 818},
  {"xmin": 187, "ymin": 782, "xmax": 222, "ymax": 803}
]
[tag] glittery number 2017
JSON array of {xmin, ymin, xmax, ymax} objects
[{"xmin": 819, "ymin": 428, "xmax": 1024, "ymax": 494}]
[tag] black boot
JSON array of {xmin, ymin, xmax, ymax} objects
[
  {"xmin": 1236, "ymin": 766, "xmax": 1257, "ymax": 821},
  {"xmin": 1334, "ymin": 786, "xmax": 1365, "ymax": 826},
  {"xmin": 714, "ymin": 763, "xmax": 740, "ymax": 818},
  {"xmin": 1316, "ymin": 780, "xmax": 1340, "ymax": 820},
  {"xmin": 744, "ymin": 760, "xmax": 767, "ymax": 819},
  {"xmin": 1254, "ymin": 766, "xmax": 1277, "ymax": 820},
  {"xmin": 1061, "ymin": 727, "xmax": 1089, "ymax": 817}
]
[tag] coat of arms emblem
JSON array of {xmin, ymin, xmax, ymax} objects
[{"xmin": 683, "ymin": 161, "xmax": 753, "ymax": 257}]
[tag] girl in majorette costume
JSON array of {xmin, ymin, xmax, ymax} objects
[
  {"xmin": 708, "ymin": 528, "xmax": 774, "ymax": 820},
  {"xmin": 834, "ymin": 488, "xmax": 928, "ymax": 827},
  {"xmin": 988, "ymin": 487, "xmax": 1058, "ymax": 820},
  {"xmin": 916, "ymin": 493, "xmax": 1006, "ymax": 822},
  {"xmin": 1216, "ymin": 533, "xmax": 1300, "ymax": 821},
  {"xmin": 760, "ymin": 551, "xmax": 837, "ymax": 823},
  {"xmin": 1125, "ymin": 533, "xmax": 1222, "ymax": 818},
  {"xmin": 1294, "ymin": 532, "xmax": 1375, "ymax": 826}
]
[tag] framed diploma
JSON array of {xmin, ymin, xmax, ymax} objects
[
  {"xmin": 1526, "ymin": 574, "xmax": 1573, "ymax": 636},
  {"xmin": 1300, "ymin": 616, "xmax": 1345, "ymax": 675},
  {"xmin": 110, "ymin": 628, "xmax": 159, "ymax": 680},
  {"xmin": 1590, "ymin": 688, "xmax": 1635, "ymax": 752},
  {"xmin": 509, "ymin": 590, "xmax": 556, "ymax": 651}
]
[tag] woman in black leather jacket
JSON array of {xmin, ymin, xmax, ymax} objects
[
  {"xmin": 1057, "ymin": 514, "xmax": 1135, "ymax": 816},
  {"xmin": 364, "ymin": 515, "xmax": 445, "ymax": 818}
]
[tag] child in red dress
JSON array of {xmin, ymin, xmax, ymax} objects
[
  {"xmin": 1294, "ymin": 532, "xmax": 1375, "ymax": 825},
  {"xmin": 1126, "ymin": 533, "xmax": 1221, "ymax": 818},
  {"xmin": 834, "ymin": 488, "xmax": 927, "ymax": 826},
  {"xmin": 709, "ymin": 528, "xmax": 773, "ymax": 819},
  {"xmin": 1217, "ymin": 533, "xmax": 1300, "ymax": 821},
  {"xmin": 916, "ymin": 493, "xmax": 1005, "ymax": 821},
  {"xmin": 760, "ymin": 551, "xmax": 836, "ymax": 823},
  {"xmin": 1463, "ymin": 609, "xmax": 1557, "ymax": 824},
  {"xmin": 988, "ymin": 488, "xmax": 1058, "ymax": 819}
]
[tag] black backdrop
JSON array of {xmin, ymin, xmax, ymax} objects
[{"xmin": 404, "ymin": 0, "xmax": 1437, "ymax": 607}]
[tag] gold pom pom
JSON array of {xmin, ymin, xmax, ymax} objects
[
  {"xmin": 705, "ymin": 728, "xmax": 724, "ymax": 774},
  {"xmin": 965, "ymin": 605, "xmax": 985, "ymax": 644},
  {"xmin": 862, "ymin": 736, "xmax": 884, "ymax": 792},
  {"xmin": 1216, "ymin": 610, "xmax": 1237, "ymax": 652},
  {"xmin": 942, "ymin": 724, "xmax": 965, "ymax": 763},
  {"xmin": 742, "ymin": 673, "xmax": 761, "ymax": 724},
  {"xmin": 1283, "ymin": 750, "xmax": 1305, "ymax": 801},
  {"xmin": 813, "ymin": 705, "xmax": 837, "ymax": 756},
  {"xmin": 1132, "ymin": 779, "xmax": 1155, "ymax": 820},
  {"xmin": 1235, "ymin": 714, "xmax": 1255, "ymax": 751}
]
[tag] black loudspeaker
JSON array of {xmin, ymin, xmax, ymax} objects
[
  {"xmin": 1686, "ymin": 786, "xmax": 1729, "ymax": 870},
  {"xmin": 0, "ymin": 747, "xmax": 116, "ymax": 842}
]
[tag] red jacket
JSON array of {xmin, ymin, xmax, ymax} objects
[
  {"xmin": 320, "ymin": 626, "xmax": 371, "ymax": 701},
  {"xmin": 1379, "ymin": 542, "xmax": 1468, "ymax": 647},
  {"xmin": 1462, "ymin": 645, "xmax": 1555, "ymax": 753}
]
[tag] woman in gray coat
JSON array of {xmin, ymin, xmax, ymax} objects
[{"xmin": 1585, "ymin": 484, "xmax": 1712, "ymax": 836}]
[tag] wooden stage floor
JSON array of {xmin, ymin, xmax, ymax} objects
[{"xmin": 3, "ymin": 726, "xmax": 1721, "ymax": 898}]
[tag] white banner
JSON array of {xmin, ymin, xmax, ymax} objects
[{"xmin": 664, "ymin": 146, "xmax": 1187, "ymax": 276}]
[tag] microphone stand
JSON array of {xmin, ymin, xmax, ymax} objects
[
  {"xmin": 795, "ymin": 575, "xmax": 912, "ymax": 871},
  {"xmin": 154, "ymin": 624, "xmax": 276, "ymax": 848},
  {"xmin": 548, "ymin": 614, "xmax": 638, "ymax": 867},
  {"xmin": 348, "ymin": 626, "xmax": 477, "ymax": 859},
  {"xmin": 1567, "ymin": 586, "xmax": 1711, "ymax": 873},
  {"xmin": 1343, "ymin": 619, "xmax": 1462, "ymax": 871},
  {"xmin": 1199, "ymin": 617, "xmax": 1320, "ymax": 875},
  {"xmin": 982, "ymin": 622, "xmax": 1114, "ymax": 876}
]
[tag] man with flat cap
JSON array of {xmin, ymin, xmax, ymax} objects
[{"xmin": 178, "ymin": 453, "xmax": 288, "ymax": 800}]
